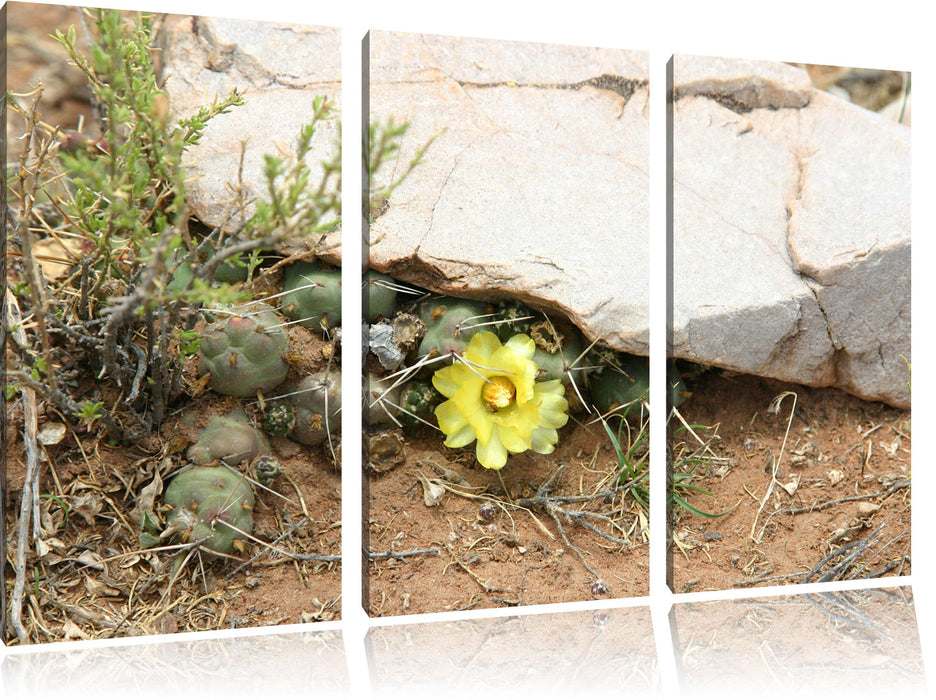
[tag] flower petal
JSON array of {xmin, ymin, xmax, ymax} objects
[
  {"xmin": 476, "ymin": 430, "xmax": 508, "ymax": 470},
  {"xmin": 504, "ymin": 333, "xmax": 535, "ymax": 359},
  {"xmin": 432, "ymin": 363, "xmax": 472, "ymax": 398},
  {"xmin": 435, "ymin": 399, "xmax": 468, "ymax": 436},
  {"xmin": 533, "ymin": 390, "xmax": 570, "ymax": 429},
  {"xmin": 463, "ymin": 331, "xmax": 503, "ymax": 368},
  {"xmin": 444, "ymin": 423, "xmax": 477, "ymax": 449},
  {"xmin": 496, "ymin": 423, "xmax": 531, "ymax": 454},
  {"xmin": 531, "ymin": 427, "xmax": 559, "ymax": 454},
  {"xmin": 454, "ymin": 385, "xmax": 493, "ymax": 445}
]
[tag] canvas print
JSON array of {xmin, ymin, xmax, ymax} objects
[
  {"xmin": 364, "ymin": 30, "xmax": 650, "ymax": 614},
  {"xmin": 667, "ymin": 55, "xmax": 911, "ymax": 592},
  {"xmin": 3, "ymin": 3, "xmax": 342, "ymax": 644}
]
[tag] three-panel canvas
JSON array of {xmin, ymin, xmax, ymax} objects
[{"xmin": 2, "ymin": 3, "xmax": 919, "ymax": 696}]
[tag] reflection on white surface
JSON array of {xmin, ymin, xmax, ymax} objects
[
  {"xmin": 672, "ymin": 586, "xmax": 926, "ymax": 697},
  {"xmin": 2, "ymin": 628, "xmax": 348, "ymax": 700},
  {"xmin": 3, "ymin": 587, "xmax": 926, "ymax": 698},
  {"xmin": 367, "ymin": 605, "xmax": 658, "ymax": 698}
]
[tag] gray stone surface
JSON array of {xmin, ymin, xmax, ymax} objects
[
  {"xmin": 368, "ymin": 31, "xmax": 650, "ymax": 355},
  {"xmin": 161, "ymin": 16, "xmax": 341, "ymax": 260},
  {"xmin": 672, "ymin": 55, "xmax": 910, "ymax": 408}
]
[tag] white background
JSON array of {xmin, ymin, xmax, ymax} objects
[{"xmin": 3, "ymin": 1, "xmax": 931, "ymax": 697}]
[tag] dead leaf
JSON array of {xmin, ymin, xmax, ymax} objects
[
  {"xmin": 84, "ymin": 576, "xmax": 120, "ymax": 597},
  {"xmin": 33, "ymin": 236, "xmax": 82, "ymax": 280},
  {"xmin": 36, "ymin": 538, "xmax": 52, "ymax": 558},
  {"xmin": 880, "ymin": 438, "xmax": 900, "ymax": 458},
  {"xmin": 71, "ymin": 491, "xmax": 103, "ymax": 526},
  {"xmin": 827, "ymin": 469, "xmax": 845, "ymax": 486},
  {"xmin": 62, "ymin": 617, "xmax": 90, "ymax": 641},
  {"xmin": 129, "ymin": 472, "xmax": 163, "ymax": 525},
  {"xmin": 779, "ymin": 476, "xmax": 800, "ymax": 496},
  {"xmin": 76, "ymin": 550, "xmax": 105, "ymax": 571},
  {"xmin": 417, "ymin": 472, "xmax": 445, "ymax": 507}
]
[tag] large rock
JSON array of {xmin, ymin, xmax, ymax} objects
[
  {"xmin": 160, "ymin": 16, "xmax": 341, "ymax": 260},
  {"xmin": 368, "ymin": 31, "xmax": 650, "ymax": 355},
  {"xmin": 672, "ymin": 55, "xmax": 910, "ymax": 408}
]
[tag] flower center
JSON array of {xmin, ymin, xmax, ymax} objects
[{"xmin": 482, "ymin": 376, "xmax": 516, "ymax": 411}]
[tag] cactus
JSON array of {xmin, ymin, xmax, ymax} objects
[
  {"xmin": 589, "ymin": 353, "xmax": 649, "ymax": 416},
  {"xmin": 364, "ymin": 269, "xmax": 398, "ymax": 322},
  {"xmin": 668, "ymin": 362, "xmax": 688, "ymax": 408},
  {"xmin": 532, "ymin": 333, "xmax": 584, "ymax": 383},
  {"xmin": 187, "ymin": 408, "xmax": 269, "ymax": 465},
  {"xmin": 281, "ymin": 261, "xmax": 342, "ymax": 330},
  {"xmin": 261, "ymin": 400, "xmax": 296, "ymax": 436},
  {"xmin": 495, "ymin": 299, "xmax": 536, "ymax": 339},
  {"xmin": 366, "ymin": 373, "xmax": 401, "ymax": 426},
  {"xmin": 199, "ymin": 303, "xmax": 290, "ymax": 396},
  {"xmin": 366, "ymin": 374, "xmax": 441, "ymax": 427},
  {"xmin": 289, "ymin": 370, "xmax": 341, "ymax": 446},
  {"xmin": 397, "ymin": 379, "xmax": 442, "ymax": 424},
  {"xmin": 416, "ymin": 297, "xmax": 491, "ymax": 359},
  {"xmin": 163, "ymin": 467, "xmax": 254, "ymax": 554}
]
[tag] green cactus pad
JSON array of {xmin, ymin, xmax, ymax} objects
[
  {"xmin": 187, "ymin": 408, "xmax": 269, "ymax": 465},
  {"xmin": 289, "ymin": 370, "xmax": 342, "ymax": 446},
  {"xmin": 416, "ymin": 297, "xmax": 491, "ymax": 359},
  {"xmin": 366, "ymin": 373, "xmax": 401, "ymax": 427},
  {"xmin": 198, "ymin": 303, "xmax": 290, "ymax": 396},
  {"xmin": 589, "ymin": 354, "xmax": 649, "ymax": 416},
  {"xmin": 281, "ymin": 262, "xmax": 342, "ymax": 330},
  {"xmin": 364, "ymin": 269, "xmax": 398, "ymax": 322},
  {"xmin": 163, "ymin": 467, "xmax": 254, "ymax": 554}
]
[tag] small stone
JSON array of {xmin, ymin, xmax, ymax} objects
[
  {"xmin": 590, "ymin": 580, "xmax": 609, "ymax": 596},
  {"xmin": 478, "ymin": 502, "xmax": 497, "ymax": 523},
  {"xmin": 38, "ymin": 422, "xmax": 67, "ymax": 445}
]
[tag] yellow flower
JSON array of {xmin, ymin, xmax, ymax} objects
[{"xmin": 432, "ymin": 331, "xmax": 569, "ymax": 470}]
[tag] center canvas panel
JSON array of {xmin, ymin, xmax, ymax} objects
[{"xmin": 364, "ymin": 30, "xmax": 650, "ymax": 614}]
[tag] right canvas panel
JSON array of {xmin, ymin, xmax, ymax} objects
[{"xmin": 667, "ymin": 55, "xmax": 911, "ymax": 592}]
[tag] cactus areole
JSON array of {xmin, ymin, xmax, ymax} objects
[{"xmin": 163, "ymin": 467, "xmax": 255, "ymax": 554}]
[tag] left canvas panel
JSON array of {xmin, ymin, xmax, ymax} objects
[{"xmin": 3, "ymin": 3, "xmax": 342, "ymax": 644}]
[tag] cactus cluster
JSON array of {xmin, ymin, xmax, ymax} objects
[
  {"xmin": 364, "ymin": 285, "xmax": 658, "ymax": 443},
  {"xmin": 163, "ymin": 467, "xmax": 254, "ymax": 554},
  {"xmin": 192, "ymin": 257, "xmax": 348, "ymax": 453},
  {"xmin": 198, "ymin": 303, "xmax": 289, "ymax": 396}
]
